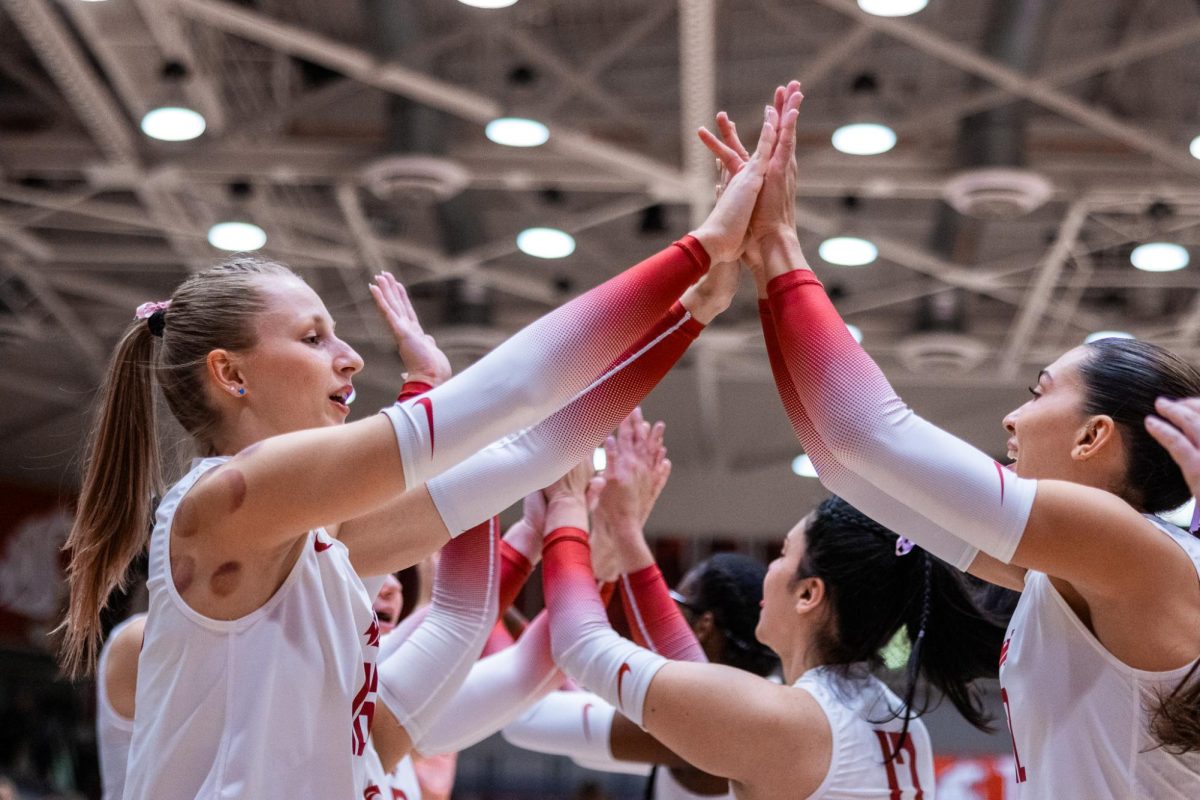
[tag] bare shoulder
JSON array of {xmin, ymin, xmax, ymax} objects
[{"xmin": 104, "ymin": 614, "xmax": 147, "ymax": 719}]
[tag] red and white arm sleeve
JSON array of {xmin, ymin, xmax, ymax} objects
[
  {"xmin": 498, "ymin": 537, "xmax": 535, "ymax": 614},
  {"xmin": 502, "ymin": 691, "xmax": 654, "ymax": 776},
  {"xmin": 382, "ymin": 239, "xmax": 709, "ymax": 490},
  {"xmin": 767, "ymin": 271, "xmax": 1036, "ymax": 564},
  {"xmin": 543, "ymin": 528, "xmax": 667, "ymax": 728},
  {"xmin": 425, "ymin": 306, "xmax": 704, "ymax": 536},
  {"xmin": 412, "ymin": 611, "xmax": 563, "ymax": 755},
  {"xmin": 759, "ymin": 300, "xmax": 978, "ymax": 570},
  {"xmin": 620, "ymin": 565, "xmax": 707, "ymax": 662},
  {"xmin": 377, "ymin": 518, "xmax": 499, "ymax": 743}
]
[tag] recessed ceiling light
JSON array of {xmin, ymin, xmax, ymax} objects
[
  {"xmin": 1130, "ymin": 242, "xmax": 1189, "ymax": 273},
  {"xmin": 857, "ymin": 0, "xmax": 929, "ymax": 16},
  {"xmin": 517, "ymin": 227, "xmax": 575, "ymax": 259},
  {"xmin": 208, "ymin": 221, "xmax": 267, "ymax": 252},
  {"xmin": 593, "ymin": 447, "xmax": 606, "ymax": 472},
  {"xmin": 832, "ymin": 122, "xmax": 897, "ymax": 155},
  {"xmin": 791, "ymin": 454, "xmax": 819, "ymax": 478},
  {"xmin": 1190, "ymin": 135, "xmax": 1200, "ymax": 160},
  {"xmin": 846, "ymin": 323, "xmax": 864, "ymax": 344},
  {"xmin": 485, "ymin": 117, "xmax": 549, "ymax": 147},
  {"xmin": 458, "ymin": 0, "xmax": 519, "ymax": 8},
  {"xmin": 1083, "ymin": 331, "xmax": 1134, "ymax": 344},
  {"xmin": 819, "ymin": 236, "xmax": 878, "ymax": 267},
  {"xmin": 140, "ymin": 106, "xmax": 206, "ymax": 142}
]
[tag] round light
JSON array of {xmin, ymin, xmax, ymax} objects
[
  {"xmin": 458, "ymin": 0, "xmax": 518, "ymax": 6},
  {"xmin": 857, "ymin": 0, "xmax": 929, "ymax": 16},
  {"xmin": 1083, "ymin": 331, "xmax": 1134, "ymax": 344},
  {"xmin": 517, "ymin": 227, "xmax": 575, "ymax": 259},
  {"xmin": 791, "ymin": 454, "xmax": 819, "ymax": 478},
  {"xmin": 1130, "ymin": 242, "xmax": 1190, "ymax": 273},
  {"xmin": 1162, "ymin": 498, "xmax": 1197, "ymax": 530},
  {"xmin": 846, "ymin": 323, "xmax": 864, "ymax": 344},
  {"xmin": 208, "ymin": 221, "xmax": 267, "ymax": 252},
  {"xmin": 140, "ymin": 106, "xmax": 206, "ymax": 142},
  {"xmin": 485, "ymin": 117, "xmax": 549, "ymax": 148},
  {"xmin": 831, "ymin": 122, "xmax": 897, "ymax": 156},
  {"xmin": 1190, "ymin": 135, "xmax": 1200, "ymax": 160},
  {"xmin": 593, "ymin": 447, "xmax": 607, "ymax": 472},
  {"xmin": 819, "ymin": 236, "xmax": 878, "ymax": 267}
]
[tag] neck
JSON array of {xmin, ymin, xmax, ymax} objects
[{"xmin": 780, "ymin": 637, "xmax": 827, "ymax": 685}]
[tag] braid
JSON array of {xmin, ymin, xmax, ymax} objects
[{"xmin": 896, "ymin": 553, "xmax": 933, "ymax": 753}]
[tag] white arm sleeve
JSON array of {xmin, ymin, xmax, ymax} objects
[
  {"xmin": 413, "ymin": 612, "xmax": 562, "ymax": 756},
  {"xmin": 377, "ymin": 519, "xmax": 498, "ymax": 743},
  {"xmin": 503, "ymin": 691, "xmax": 617, "ymax": 764}
]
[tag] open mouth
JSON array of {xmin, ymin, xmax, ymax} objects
[{"xmin": 329, "ymin": 386, "xmax": 355, "ymax": 411}]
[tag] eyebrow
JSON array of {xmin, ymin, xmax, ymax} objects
[{"xmin": 1037, "ymin": 369, "xmax": 1053, "ymax": 385}]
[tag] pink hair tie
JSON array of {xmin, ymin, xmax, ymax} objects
[{"xmin": 135, "ymin": 300, "xmax": 171, "ymax": 320}]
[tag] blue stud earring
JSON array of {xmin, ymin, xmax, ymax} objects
[{"xmin": 237, "ymin": 387, "xmax": 246, "ymax": 396}]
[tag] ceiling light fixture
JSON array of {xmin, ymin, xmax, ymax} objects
[
  {"xmin": 857, "ymin": 0, "xmax": 929, "ymax": 16},
  {"xmin": 517, "ymin": 227, "xmax": 575, "ymax": 259},
  {"xmin": 846, "ymin": 323, "xmax": 864, "ymax": 344},
  {"xmin": 1190, "ymin": 135, "xmax": 1200, "ymax": 160},
  {"xmin": 485, "ymin": 117, "xmax": 549, "ymax": 147},
  {"xmin": 1130, "ymin": 242, "xmax": 1190, "ymax": 273},
  {"xmin": 832, "ymin": 122, "xmax": 897, "ymax": 156},
  {"xmin": 819, "ymin": 236, "xmax": 878, "ymax": 267},
  {"xmin": 141, "ymin": 106, "xmax": 206, "ymax": 142},
  {"xmin": 458, "ymin": 0, "xmax": 519, "ymax": 7},
  {"xmin": 208, "ymin": 221, "xmax": 267, "ymax": 252},
  {"xmin": 791, "ymin": 454, "xmax": 819, "ymax": 478}
]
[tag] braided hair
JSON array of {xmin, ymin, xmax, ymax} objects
[{"xmin": 795, "ymin": 496, "xmax": 1006, "ymax": 741}]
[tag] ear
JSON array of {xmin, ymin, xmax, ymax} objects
[
  {"xmin": 693, "ymin": 610, "xmax": 716, "ymax": 645},
  {"xmin": 206, "ymin": 348, "xmax": 245, "ymax": 397},
  {"xmin": 1072, "ymin": 414, "xmax": 1118, "ymax": 461},
  {"xmin": 792, "ymin": 575, "xmax": 825, "ymax": 617}
]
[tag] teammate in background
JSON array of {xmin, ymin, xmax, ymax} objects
[
  {"xmin": 704, "ymin": 81, "xmax": 1200, "ymax": 796},
  {"xmin": 505, "ymin": 413, "xmax": 778, "ymax": 800}
]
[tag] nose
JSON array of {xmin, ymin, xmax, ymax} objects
[
  {"xmin": 1002, "ymin": 407, "xmax": 1018, "ymax": 435},
  {"xmin": 335, "ymin": 337, "xmax": 364, "ymax": 375}
]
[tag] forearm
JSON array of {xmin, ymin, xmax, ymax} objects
[
  {"xmin": 758, "ymin": 300, "xmax": 979, "ymax": 570},
  {"xmin": 766, "ymin": 268, "xmax": 1035, "ymax": 564},
  {"xmin": 620, "ymin": 562, "xmax": 706, "ymax": 662},
  {"xmin": 377, "ymin": 518, "xmax": 500, "ymax": 746},
  {"xmin": 382, "ymin": 239, "xmax": 709, "ymax": 491}
]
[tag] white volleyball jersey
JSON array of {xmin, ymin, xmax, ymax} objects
[
  {"xmin": 97, "ymin": 614, "xmax": 142, "ymax": 800},
  {"xmin": 124, "ymin": 457, "xmax": 381, "ymax": 800},
  {"xmin": 998, "ymin": 516, "xmax": 1200, "ymax": 799},
  {"xmin": 795, "ymin": 666, "xmax": 935, "ymax": 800},
  {"xmin": 654, "ymin": 767, "xmax": 733, "ymax": 800},
  {"xmin": 362, "ymin": 746, "xmax": 422, "ymax": 800}
]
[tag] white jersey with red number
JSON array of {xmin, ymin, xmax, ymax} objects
[
  {"xmin": 124, "ymin": 457, "xmax": 380, "ymax": 800},
  {"xmin": 97, "ymin": 614, "xmax": 142, "ymax": 800},
  {"xmin": 795, "ymin": 666, "xmax": 934, "ymax": 800},
  {"xmin": 998, "ymin": 516, "xmax": 1200, "ymax": 799},
  {"xmin": 362, "ymin": 745, "xmax": 422, "ymax": 800}
]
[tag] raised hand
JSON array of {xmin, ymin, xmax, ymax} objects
[
  {"xmin": 1147, "ymin": 398, "xmax": 1200, "ymax": 508},
  {"xmin": 688, "ymin": 103, "xmax": 780, "ymax": 265},
  {"xmin": 681, "ymin": 168, "xmax": 743, "ymax": 324},
  {"xmin": 369, "ymin": 272, "xmax": 452, "ymax": 387},
  {"xmin": 592, "ymin": 408, "xmax": 672, "ymax": 575}
]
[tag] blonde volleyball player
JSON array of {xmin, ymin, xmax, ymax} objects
[
  {"xmin": 705, "ymin": 81, "xmax": 1200, "ymax": 796},
  {"xmin": 62, "ymin": 105, "xmax": 780, "ymax": 799}
]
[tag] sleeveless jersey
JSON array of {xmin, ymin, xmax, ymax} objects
[
  {"xmin": 97, "ymin": 614, "xmax": 142, "ymax": 800},
  {"xmin": 998, "ymin": 516, "xmax": 1200, "ymax": 799},
  {"xmin": 795, "ymin": 666, "xmax": 935, "ymax": 800},
  {"xmin": 123, "ymin": 457, "xmax": 381, "ymax": 800}
]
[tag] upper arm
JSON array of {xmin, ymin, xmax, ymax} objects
[
  {"xmin": 641, "ymin": 661, "xmax": 830, "ymax": 793},
  {"xmin": 103, "ymin": 615, "xmax": 146, "ymax": 720},
  {"xmin": 967, "ymin": 551, "xmax": 1027, "ymax": 592},
  {"xmin": 608, "ymin": 713, "xmax": 696, "ymax": 769},
  {"xmin": 186, "ymin": 415, "xmax": 413, "ymax": 553},
  {"xmin": 338, "ymin": 486, "xmax": 451, "ymax": 576},
  {"xmin": 1014, "ymin": 480, "xmax": 1196, "ymax": 602}
]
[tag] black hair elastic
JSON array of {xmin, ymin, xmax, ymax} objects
[{"xmin": 147, "ymin": 309, "xmax": 167, "ymax": 337}]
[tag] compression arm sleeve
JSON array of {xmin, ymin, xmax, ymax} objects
[
  {"xmin": 377, "ymin": 517, "xmax": 499, "ymax": 743},
  {"xmin": 425, "ymin": 306, "xmax": 704, "ymax": 536},
  {"xmin": 766, "ymin": 270, "xmax": 1036, "ymax": 564},
  {"xmin": 502, "ymin": 690, "xmax": 621, "ymax": 766},
  {"xmin": 543, "ymin": 528, "xmax": 667, "ymax": 727},
  {"xmin": 759, "ymin": 300, "xmax": 979, "ymax": 570},
  {"xmin": 412, "ymin": 610, "xmax": 563, "ymax": 755},
  {"xmin": 382, "ymin": 239, "xmax": 709, "ymax": 490},
  {"xmin": 499, "ymin": 538, "xmax": 535, "ymax": 615},
  {"xmin": 620, "ymin": 565, "xmax": 707, "ymax": 662}
]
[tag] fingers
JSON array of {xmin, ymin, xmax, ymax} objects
[
  {"xmin": 716, "ymin": 112, "xmax": 751, "ymax": 161},
  {"xmin": 1146, "ymin": 415, "xmax": 1200, "ymax": 490},
  {"xmin": 1154, "ymin": 397, "xmax": 1200, "ymax": 446},
  {"xmin": 771, "ymin": 91, "xmax": 803, "ymax": 172},
  {"xmin": 698, "ymin": 127, "xmax": 744, "ymax": 175}
]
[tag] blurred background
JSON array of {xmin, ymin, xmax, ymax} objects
[{"xmin": 1, "ymin": 0, "xmax": 1199, "ymax": 797}]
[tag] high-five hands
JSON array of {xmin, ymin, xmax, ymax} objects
[{"xmin": 369, "ymin": 271, "xmax": 453, "ymax": 387}]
